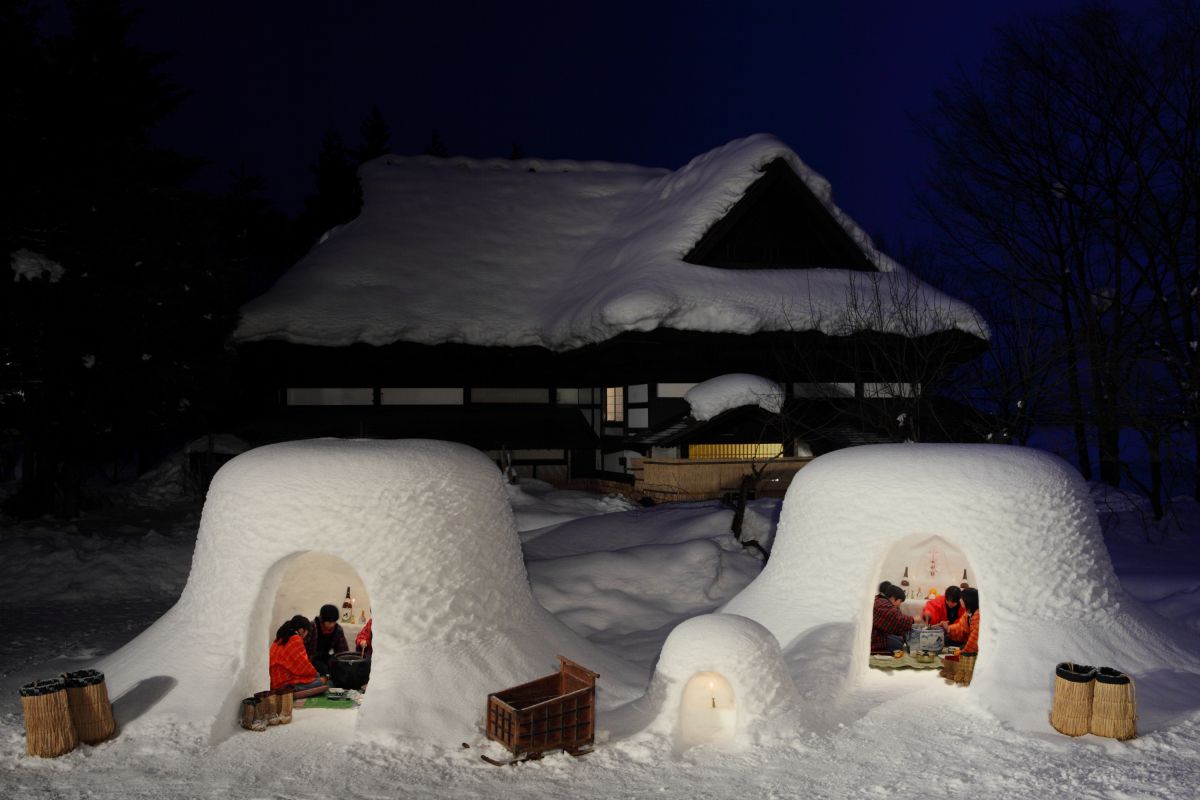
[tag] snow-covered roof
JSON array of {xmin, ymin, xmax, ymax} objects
[
  {"xmin": 685, "ymin": 374, "xmax": 784, "ymax": 421},
  {"xmin": 236, "ymin": 134, "xmax": 987, "ymax": 351},
  {"xmin": 96, "ymin": 439, "xmax": 643, "ymax": 740},
  {"xmin": 723, "ymin": 444, "xmax": 1200, "ymax": 732}
]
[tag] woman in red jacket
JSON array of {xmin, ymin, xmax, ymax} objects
[
  {"xmin": 941, "ymin": 588, "xmax": 980, "ymax": 654},
  {"xmin": 270, "ymin": 615, "xmax": 328, "ymax": 697}
]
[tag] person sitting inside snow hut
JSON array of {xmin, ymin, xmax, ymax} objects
[
  {"xmin": 306, "ymin": 604, "xmax": 349, "ymax": 676},
  {"xmin": 939, "ymin": 587, "xmax": 979, "ymax": 654},
  {"xmin": 355, "ymin": 618, "xmax": 372, "ymax": 659},
  {"xmin": 922, "ymin": 585, "xmax": 965, "ymax": 646},
  {"xmin": 270, "ymin": 615, "xmax": 328, "ymax": 697},
  {"xmin": 871, "ymin": 583, "xmax": 915, "ymax": 654}
]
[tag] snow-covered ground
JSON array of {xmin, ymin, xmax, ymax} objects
[{"xmin": 2, "ymin": 463, "xmax": 1200, "ymax": 799}]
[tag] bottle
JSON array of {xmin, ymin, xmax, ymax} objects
[
  {"xmin": 359, "ymin": 609, "xmax": 366, "ymax": 625},
  {"xmin": 342, "ymin": 586, "xmax": 354, "ymax": 623}
]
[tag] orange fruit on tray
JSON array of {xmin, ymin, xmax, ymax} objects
[{"xmin": 893, "ymin": 650, "xmax": 904, "ymax": 659}]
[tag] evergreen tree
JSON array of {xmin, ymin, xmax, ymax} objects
[
  {"xmin": 300, "ymin": 130, "xmax": 359, "ymax": 243},
  {"xmin": 351, "ymin": 105, "xmax": 391, "ymax": 164},
  {"xmin": 2, "ymin": 0, "xmax": 241, "ymax": 516},
  {"xmin": 424, "ymin": 130, "xmax": 449, "ymax": 158}
]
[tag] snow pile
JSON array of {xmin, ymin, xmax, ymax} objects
[
  {"xmin": 684, "ymin": 373, "xmax": 784, "ymax": 421},
  {"xmin": 507, "ymin": 478, "xmax": 636, "ymax": 532},
  {"xmin": 11, "ymin": 248, "xmax": 64, "ymax": 282},
  {"xmin": 614, "ymin": 613, "xmax": 800, "ymax": 750},
  {"xmin": 95, "ymin": 439, "xmax": 643, "ymax": 743},
  {"xmin": 724, "ymin": 444, "xmax": 1200, "ymax": 733},
  {"xmin": 523, "ymin": 499, "xmax": 771, "ymax": 669},
  {"xmin": 236, "ymin": 134, "xmax": 987, "ymax": 350}
]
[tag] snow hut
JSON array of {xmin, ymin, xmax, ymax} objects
[
  {"xmin": 723, "ymin": 444, "xmax": 1200, "ymax": 732},
  {"xmin": 96, "ymin": 439, "xmax": 641, "ymax": 742},
  {"xmin": 618, "ymin": 614, "xmax": 799, "ymax": 749}
]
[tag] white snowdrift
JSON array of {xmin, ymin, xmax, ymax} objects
[
  {"xmin": 95, "ymin": 439, "xmax": 644, "ymax": 743},
  {"xmin": 723, "ymin": 443, "xmax": 1200, "ymax": 733},
  {"xmin": 236, "ymin": 134, "xmax": 987, "ymax": 350},
  {"xmin": 685, "ymin": 373, "xmax": 784, "ymax": 421}
]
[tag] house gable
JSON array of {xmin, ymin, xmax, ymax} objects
[{"xmin": 685, "ymin": 158, "xmax": 875, "ymax": 271}]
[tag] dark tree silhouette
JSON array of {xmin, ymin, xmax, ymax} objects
[
  {"xmin": 424, "ymin": 130, "xmax": 449, "ymax": 158},
  {"xmin": 2, "ymin": 0, "xmax": 242, "ymax": 516}
]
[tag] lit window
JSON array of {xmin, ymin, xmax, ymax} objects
[
  {"xmin": 605, "ymin": 387, "xmax": 624, "ymax": 422},
  {"xmin": 688, "ymin": 443, "xmax": 783, "ymax": 460}
]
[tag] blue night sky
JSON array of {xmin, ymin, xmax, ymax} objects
[{"xmin": 126, "ymin": 0, "xmax": 1128, "ymax": 247}]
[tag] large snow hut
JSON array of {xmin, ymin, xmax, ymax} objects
[
  {"xmin": 232, "ymin": 135, "xmax": 987, "ymax": 486},
  {"xmin": 722, "ymin": 444, "xmax": 1200, "ymax": 733},
  {"xmin": 95, "ymin": 439, "xmax": 642, "ymax": 742}
]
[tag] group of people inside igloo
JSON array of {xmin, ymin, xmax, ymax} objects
[{"xmin": 94, "ymin": 439, "xmax": 1200, "ymax": 751}]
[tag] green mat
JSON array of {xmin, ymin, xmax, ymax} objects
[
  {"xmin": 296, "ymin": 695, "xmax": 358, "ymax": 709},
  {"xmin": 868, "ymin": 653, "xmax": 943, "ymax": 671}
]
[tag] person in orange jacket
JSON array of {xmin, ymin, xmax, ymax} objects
[
  {"xmin": 355, "ymin": 618, "xmax": 373, "ymax": 659},
  {"xmin": 269, "ymin": 615, "xmax": 328, "ymax": 697},
  {"xmin": 922, "ymin": 585, "xmax": 963, "ymax": 626},
  {"xmin": 940, "ymin": 587, "xmax": 980, "ymax": 654}
]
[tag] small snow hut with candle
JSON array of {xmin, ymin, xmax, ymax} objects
[{"xmin": 621, "ymin": 614, "xmax": 799, "ymax": 750}]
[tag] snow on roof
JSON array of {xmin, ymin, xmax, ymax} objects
[
  {"xmin": 96, "ymin": 439, "xmax": 643, "ymax": 741},
  {"xmin": 722, "ymin": 444, "xmax": 1200, "ymax": 732},
  {"xmin": 685, "ymin": 374, "xmax": 784, "ymax": 422},
  {"xmin": 236, "ymin": 134, "xmax": 987, "ymax": 351}
]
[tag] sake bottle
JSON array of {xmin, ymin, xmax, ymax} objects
[{"xmin": 342, "ymin": 586, "xmax": 354, "ymax": 623}]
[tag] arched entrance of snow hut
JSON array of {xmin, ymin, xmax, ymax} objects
[
  {"xmin": 269, "ymin": 551, "xmax": 373, "ymax": 635},
  {"xmin": 870, "ymin": 535, "xmax": 975, "ymax": 660},
  {"xmin": 679, "ymin": 671, "xmax": 736, "ymax": 747}
]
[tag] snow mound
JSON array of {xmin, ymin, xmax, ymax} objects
[
  {"xmin": 614, "ymin": 613, "xmax": 799, "ymax": 749},
  {"xmin": 236, "ymin": 134, "xmax": 987, "ymax": 350},
  {"xmin": 96, "ymin": 438, "xmax": 643, "ymax": 743},
  {"xmin": 723, "ymin": 443, "xmax": 1200, "ymax": 733},
  {"xmin": 685, "ymin": 373, "xmax": 784, "ymax": 421}
]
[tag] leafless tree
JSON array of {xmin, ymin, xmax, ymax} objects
[{"xmin": 920, "ymin": 2, "xmax": 1199, "ymax": 499}]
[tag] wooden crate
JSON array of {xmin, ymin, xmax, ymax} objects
[{"xmin": 486, "ymin": 656, "xmax": 598, "ymax": 758}]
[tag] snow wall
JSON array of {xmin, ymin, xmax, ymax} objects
[
  {"xmin": 97, "ymin": 438, "xmax": 643, "ymax": 743},
  {"xmin": 723, "ymin": 443, "xmax": 1200, "ymax": 732}
]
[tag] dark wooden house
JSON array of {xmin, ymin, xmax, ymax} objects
[{"xmin": 233, "ymin": 135, "xmax": 987, "ymax": 486}]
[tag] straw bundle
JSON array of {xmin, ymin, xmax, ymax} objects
[
  {"xmin": 63, "ymin": 670, "xmax": 116, "ymax": 744},
  {"xmin": 255, "ymin": 690, "xmax": 280, "ymax": 726},
  {"xmin": 1050, "ymin": 662, "xmax": 1096, "ymax": 736},
  {"xmin": 939, "ymin": 655, "xmax": 959, "ymax": 683},
  {"xmin": 19, "ymin": 678, "xmax": 78, "ymax": 758},
  {"xmin": 954, "ymin": 654, "xmax": 977, "ymax": 686},
  {"xmin": 240, "ymin": 696, "xmax": 267, "ymax": 731},
  {"xmin": 1090, "ymin": 668, "xmax": 1136, "ymax": 740},
  {"xmin": 275, "ymin": 689, "xmax": 294, "ymax": 725}
]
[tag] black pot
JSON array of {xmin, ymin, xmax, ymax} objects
[{"xmin": 329, "ymin": 651, "xmax": 371, "ymax": 690}]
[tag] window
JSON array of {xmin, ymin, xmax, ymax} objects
[
  {"xmin": 605, "ymin": 387, "xmax": 624, "ymax": 422},
  {"xmin": 285, "ymin": 388, "xmax": 373, "ymax": 406},
  {"xmin": 689, "ymin": 443, "xmax": 783, "ymax": 460}
]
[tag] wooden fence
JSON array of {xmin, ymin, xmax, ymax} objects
[{"xmin": 630, "ymin": 456, "xmax": 811, "ymax": 503}]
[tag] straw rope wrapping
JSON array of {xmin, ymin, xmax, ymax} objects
[
  {"xmin": 276, "ymin": 689, "xmax": 294, "ymax": 725},
  {"xmin": 65, "ymin": 679, "xmax": 116, "ymax": 744},
  {"xmin": 240, "ymin": 697, "xmax": 267, "ymax": 731},
  {"xmin": 20, "ymin": 680, "xmax": 78, "ymax": 758},
  {"xmin": 954, "ymin": 654, "xmax": 977, "ymax": 686},
  {"xmin": 1090, "ymin": 669, "xmax": 1137, "ymax": 740},
  {"xmin": 1050, "ymin": 662, "xmax": 1096, "ymax": 737}
]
